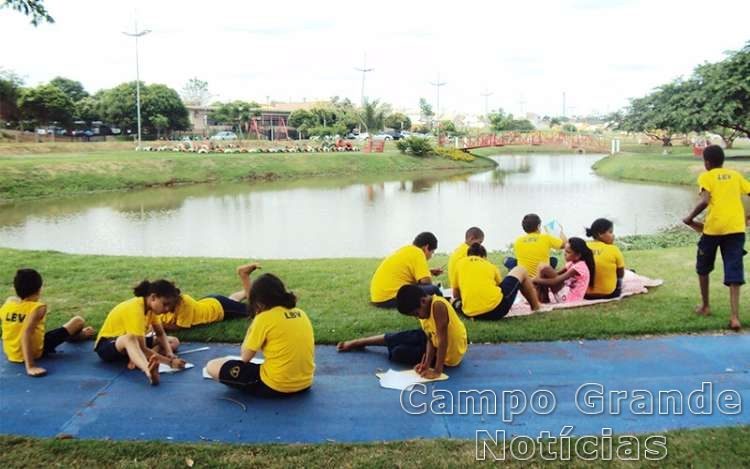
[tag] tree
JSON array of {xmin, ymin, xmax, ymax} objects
[
  {"xmin": 17, "ymin": 83, "xmax": 74, "ymax": 127},
  {"xmin": 618, "ymin": 83, "xmax": 691, "ymax": 146},
  {"xmin": 360, "ymin": 99, "xmax": 386, "ymax": 132},
  {"xmin": 1, "ymin": 0, "xmax": 53, "ymax": 26},
  {"xmin": 384, "ymin": 112, "xmax": 411, "ymax": 131},
  {"xmin": 418, "ymin": 98, "xmax": 434, "ymax": 127},
  {"xmin": 152, "ymin": 114, "xmax": 168, "ymax": 139},
  {"xmin": 488, "ymin": 109, "xmax": 535, "ymax": 132},
  {"xmin": 0, "ymin": 68, "xmax": 23, "ymax": 123},
  {"xmin": 74, "ymin": 95, "xmax": 101, "ymax": 124},
  {"xmin": 49, "ymin": 77, "xmax": 88, "ymax": 103},
  {"xmin": 209, "ymin": 100, "xmax": 261, "ymax": 137},
  {"xmin": 181, "ymin": 77, "xmax": 211, "ymax": 106},
  {"xmin": 99, "ymin": 82, "xmax": 189, "ymax": 135}
]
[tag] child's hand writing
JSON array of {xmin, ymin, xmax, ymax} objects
[
  {"xmin": 419, "ymin": 368, "xmax": 441, "ymax": 380},
  {"xmin": 170, "ymin": 357, "xmax": 186, "ymax": 369}
]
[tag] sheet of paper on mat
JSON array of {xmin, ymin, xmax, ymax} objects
[
  {"xmin": 375, "ymin": 369, "xmax": 449, "ymax": 390},
  {"xmin": 202, "ymin": 357, "xmax": 265, "ymax": 379},
  {"xmin": 158, "ymin": 362, "xmax": 195, "ymax": 374}
]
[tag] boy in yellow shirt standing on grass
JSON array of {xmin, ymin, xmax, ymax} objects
[
  {"xmin": 507, "ymin": 214, "xmax": 566, "ymax": 278},
  {"xmin": 1, "ymin": 268, "xmax": 95, "ymax": 377},
  {"xmin": 683, "ymin": 145, "xmax": 750, "ymax": 331},
  {"xmin": 447, "ymin": 227, "xmax": 484, "ymax": 300}
]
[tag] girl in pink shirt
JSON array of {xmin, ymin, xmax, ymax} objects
[{"xmin": 532, "ymin": 238, "xmax": 595, "ymax": 303}]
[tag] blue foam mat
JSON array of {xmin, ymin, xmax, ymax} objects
[{"xmin": 1, "ymin": 334, "xmax": 749, "ymax": 443}]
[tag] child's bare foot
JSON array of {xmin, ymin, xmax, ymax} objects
[
  {"xmin": 729, "ymin": 319, "xmax": 742, "ymax": 331},
  {"xmin": 146, "ymin": 356, "xmax": 160, "ymax": 385},
  {"xmin": 72, "ymin": 326, "xmax": 96, "ymax": 341},
  {"xmin": 694, "ymin": 305, "xmax": 711, "ymax": 316},
  {"xmin": 26, "ymin": 366, "xmax": 47, "ymax": 377},
  {"xmin": 336, "ymin": 340, "xmax": 363, "ymax": 352},
  {"xmin": 127, "ymin": 360, "xmax": 136, "ymax": 370}
]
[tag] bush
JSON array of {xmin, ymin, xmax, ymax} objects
[
  {"xmin": 396, "ymin": 136, "xmax": 433, "ymax": 157},
  {"xmin": 433, "ymin": 146, "xmax": 475, "ymax": 162}
]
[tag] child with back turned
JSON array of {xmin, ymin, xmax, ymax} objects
[
  {"xmin": 1, "ymin": 268, "xmax": 94, "ymax": 377},
  {"xmin": 683, "ymin": 145, "xmax": 750, "ymax": 330},
  {"xmin": 508, "ymin": 214, "xmax": 566, "ymax": 278},
  {"xmin": 447, "ymin": 227, "xmax": 485, "ymax": 300}
]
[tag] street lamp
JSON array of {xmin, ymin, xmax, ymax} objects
[{"xmin": 122, "ymin": 21, "xmax": 151, "ymax": 150}]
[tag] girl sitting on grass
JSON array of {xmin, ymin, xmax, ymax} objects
[
  {"xmin": 94, "ymin": 279, "xmax": 186, "ymax": 385},
  {"xmin": 584, "ymin": 218, "xmax": 625, "ymax": 300},
  {"xmin": 206, "ymin": 264, "xmax": 315, "ymax": 397},
  {"xmin": 532, "ymin": 237, "xmax": 595, "ymax": 303}
]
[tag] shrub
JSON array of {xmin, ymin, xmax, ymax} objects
[
  {"xmin": 396, "ymin": 136, "xmax": 433, "ymax": 157},
  {"xmin": 433, "ymin": 146, "xmax": 475, "ymax": 162}
]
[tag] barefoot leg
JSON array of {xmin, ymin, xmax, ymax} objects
[
  {"xmin": 336, "ymin": 334, "xmax": 386, "ymax": 352},
  {"xmin": 508, "ymin": 266, "xmax": 541, "ymax": 311}
]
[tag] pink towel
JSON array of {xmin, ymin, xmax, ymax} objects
[{"xmin": 506, "ymin": 270, "xmax": 663, "ymax": 317}]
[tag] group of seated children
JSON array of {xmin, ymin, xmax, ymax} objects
[{"xmin": 339, "ymin": 217, "xmax": 627, "ymax": 378}]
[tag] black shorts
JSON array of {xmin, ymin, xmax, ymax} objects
[
  {"xmin": 696, "ymin": 233, "xmax": 747, "ymax": 285},
  {"xmin": 472, "ymin": 276, "xmax": 521, "ymax": 321},
  {"xmin": 383, "ymin": 329, "xmax": 428, "ymax": 366},
  {"xmin": 95, "ymin": 335, "xmax": 155, "ymax": 362},
  {"xmin": 218, "ymin": 360, "xmax": 308, "ymax": 398},
  {"xmin": 203, "ymin": 295, "xmax": 249, "ymax": 319},
  {"xmin": 42, "ymin": 327, "xmax": 70, "ymax": 355}
]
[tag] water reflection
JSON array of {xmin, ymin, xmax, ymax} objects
[{"xmin": 0, "ymin": 155, "xmax": 703, "ymax": 259}]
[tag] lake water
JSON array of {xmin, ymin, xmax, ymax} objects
[{"xmin": 0, "ymin": 154, "xmax": 697, "ymax": 259}]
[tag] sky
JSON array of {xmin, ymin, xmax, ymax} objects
[{"xmin": 1, "ymin": 0, "xmax": 749, "ymax": 118}]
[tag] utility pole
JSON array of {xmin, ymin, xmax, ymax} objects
[
  {"xmin": 122, "ymin": 18, "xmax": 151, "ymax": 150},
  {"xmin": 518, "ymin": 94, "xmax": 527, "ymax": 117},
  {"xmin": 354, "ymin": 53, "xmax": 374, "ymax": 108},
  {"xmin": 430, "ymin": 73, "xmax": 447, "ymax": 134},
  {"xmin": 480, "ymin": 89, "xmax": 493, "ymax": 115},
  {"xmin": 562, "ymin": 91, "xmax": 567, "ymax": 118}
]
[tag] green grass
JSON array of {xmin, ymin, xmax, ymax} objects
[
  {"xmin": 0, "ymin": 148, "xmax": 496, "ymax": 202},
  {"xmin": 1, "ymin": 234, "xmax": 747, "ymax": 345},
  {"xmin": 2, "ymin": 426, "xmax": 749, "ymax": 467}
]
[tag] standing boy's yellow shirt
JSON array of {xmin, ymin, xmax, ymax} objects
[
  {"xmin": 242, "ymin": 306, "xmax": 315, "ymax": 393},
  {"xmin": 419, "ymin": 296, "xmax": 467, "ymax": 366},
  {"xmin": 157, "ymin": 294, "xmax": 223, "ymax": 328},
  {"xmin": 370, "ymin": 245, "xmax": 431, "ymax": 302},
  {"xmin": 456, "ymin": 256, "xmax": 503, "ymax": 316},
  {"xmin": 448, "ymin": 242, "xmax": 469, "ymax": 288},
  {"xmin": 586, "ymin": 241, "xmax": 625, "ymax": 295},
  {"xmin": 1, "ymin": 298, "xmax": 45, "ymax": 363},
  {"xmin": 514, "ymin": 233, "xmax": 563, "ymax": 277},
  {"xmin": 96, "ymin": 297, "xmax": 161, "ymax": 346},
  {"xmin": 698, "ymin": 168, "xmax": 750, "ymax": 235}
]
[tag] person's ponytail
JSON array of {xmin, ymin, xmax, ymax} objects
[
  {"xmin": 586, "ymin": 218, "xmax": 613, "ymax": 240},
  {"xmin": 133, "ymin": 279, "xmax": 180, "ymax": 299},
  {"xmin": 133, "ymin": 280, "xmax": 151, "ymax": 297},
  {"xmin": 569, "ymin": 237, "xmax": 596, "ymax": 287}
]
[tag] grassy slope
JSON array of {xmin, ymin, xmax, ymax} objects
[
  {"xmin": 1, "ymin": 240, "xmax": 747, "ymax": 345},
  {"xmin": 0, "ymin": 148, "xmax": 496, "ymax": 201},
  {"xmin": 2, "ymin": 426, "xmax": 749, "ymax": 468}
]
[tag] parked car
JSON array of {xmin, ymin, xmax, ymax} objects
[
  {"xmin": 209, "ymin": 131, "xmax": 238, "ymax": 141},
  {"xmin": 373, "ymin": 133, "xmax": 392, "ymax": 141},
  {"xmin": 355, "ymin": 132, "xmax": 370, "ymax": 141}
]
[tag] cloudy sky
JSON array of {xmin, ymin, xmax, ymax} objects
[{"xmin": 1, "ymin": 0, "xmax": 748, "ymax": 117}]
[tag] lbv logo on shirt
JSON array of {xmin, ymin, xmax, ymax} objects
[
  {"xmin": 5, "ymin": 312, "xmax": 26, "ymax": 322},
  {"xmin": 284, "ymin": 311, "xmax": 301, "ymax": 319},
  {"xmin": 717, "ymin": 174, "xmax": 732, "ymax": 181}
]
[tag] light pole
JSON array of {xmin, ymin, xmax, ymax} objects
[
  {"xmin": 430, "ymin": 73, "xmax": 447, "ymax": 135},
  {"xmin": 480, "ymin": 89, "xmax": 493, "ymax": 115},
  {"xmin": 123, "ymin": 21, "xmax": 151, "ymax": 150},
  {"xmin": 354, "ymin": 53, "xmax": 374, "ymax": 108}
]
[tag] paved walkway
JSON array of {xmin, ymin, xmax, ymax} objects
[{"xmin": 1, "ymin": 334, "xmax": 749, "ymax": 443}]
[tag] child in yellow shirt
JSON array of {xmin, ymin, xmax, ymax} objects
[
  {"xmin": 584, "ymin": 218, "xmax": 625, "ymax": 299},
  {"xmin": 206, "ymin": 265, "xmax": 315, "ymax": 396},
  {"xmin": 1, "ymin": 269, "xmax": 94, "ymax": 377},
  {"xmin": 447, "ymin": 226, "xmax": 484, "ymax": 299},
  {"xmin": 683, "ymin": 145, "xmax": 750, "ymax": 330},
  {"xmin": 337, "ymin": 284, "xmax": 468, "ymax": 378},
  {"xmin": 507, "ymin": 214, "xmax": 566, "ymax": 277}
]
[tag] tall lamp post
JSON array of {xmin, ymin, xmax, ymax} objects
[
  {"xmin": 123, "ymin": 21, "xmax": 151, "ymax": 150},
  {"xmin": 430, "ymin": 73, "xmax": 447, "ymax": 136}
]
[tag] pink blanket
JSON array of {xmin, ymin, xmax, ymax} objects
[{"xmin": 506, "ymin": 270, "xmax": 663, "ymax": 317}]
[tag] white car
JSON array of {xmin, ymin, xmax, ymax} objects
[
  {"xmin": 355, "ymin": 132, "xmax": 370, "ymax": 140},
  {"xmin": 209, "ymin": 131, "xmax": 238, "ymax": 141}
]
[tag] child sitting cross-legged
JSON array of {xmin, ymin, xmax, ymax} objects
[{"xmin": 532, "ymin": 237, "xmax": 595, "ymax": 303}]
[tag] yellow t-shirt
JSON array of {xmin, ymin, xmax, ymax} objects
[
  {"xmin": 698, "ymin": 168, "xmax": 750, "ymax": 235},
  {"xmin": 157, "ymin": 294, "xmax": 224, "ymax": 328},
  {"xmin": 242, "ymin": 306, "xmax": 315, "ymax": 393},
  {"xmin": 586, "ymin": 241, "xmax": 625, "ymax": 295},
  {"xmin": 514, "ymin": 232, "xmax": 564, "ymax": 278},
  {"xmin": 448, "ymin": 242, "xmax": 469, "ymax": 288},
  {"xmin": 456, "ymin": 256, "xmax": 503, "ymax": 317},
  {"xmin": 96, "ymin": 297, "xmax": 161, "ymax": 346},
  {"xmin": 1, "ymin": 298, "xmax": 45, "ymax": 363},
  {"xmin": 370, "ymin": 245, "xmax": 431, "ymax": 303},
  {"xmin": 419, "ymin": 296, "xmax": 467, "ymax": 367}
]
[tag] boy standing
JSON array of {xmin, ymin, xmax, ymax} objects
[
  {"xmin": 338, "ymin": 284, "xmax": 467, "ymax": 378},
  {"xmin": 369, "ymin": 232, "xmax": 444, "ymax": 308},
  {"xmin": 447, "ymin": 227, "xmax": 485, "ymax": 299},
  {"xmin": 1, "ymin": 269, "xmax": 94, "ymax": 376},
  {"xmin": 509, "ymin": 214, "xmax": 566, "ymax": 278},
  {"xmin": 683, "ymin": 145, "xmax": 750, "ymax": 330}
]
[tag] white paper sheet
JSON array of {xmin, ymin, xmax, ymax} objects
[
  {"xmin": 375, "ymin": 369, "xmax": 449, "ymax": 390},
  {"xmin": 202, "ymin": 357, "xmax": 265, "ymax": 379},
  {"xmin": 158, "ymin": 362, "xmax": 194, "ymax": 374}
]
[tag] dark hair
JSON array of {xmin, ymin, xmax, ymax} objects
[
  {"xmin": 396, "ymin": 284, "xmax": 427, "ymax": 316},
  {"xmin": 248, "ymin": 273, "xmax": 296, "ymax": 315},
  {"xmin": 585, "ymin": 218, "xmax": 613, "ymax": 240},
  {"xmin": 133, "ymin": 279, "xmax": 180, "ymax": 299},
  {"xmin": 467, "ymin": 242, "xmax": 487, "ymax": 258},
  {"xmin": 522, "ymin": 214, "xmax": 541, "ymax": 233},
  {"xmin": 412, "ymin": 232, "xmax": 438, "ymax": 251},
  {"xmin": 465, "ymin": 226, "xmax": 484, "ymax": 241},
  {"xmin": 567, "ymin": 237, "xmax": 596, "ymax": 287},
  {"xmin": 14, "ymin": 268, "xmax": 43, "ymax": 299},
  {"xmin": 703, "ymin": 145, "xmax": 725, "ymax": 167}
]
